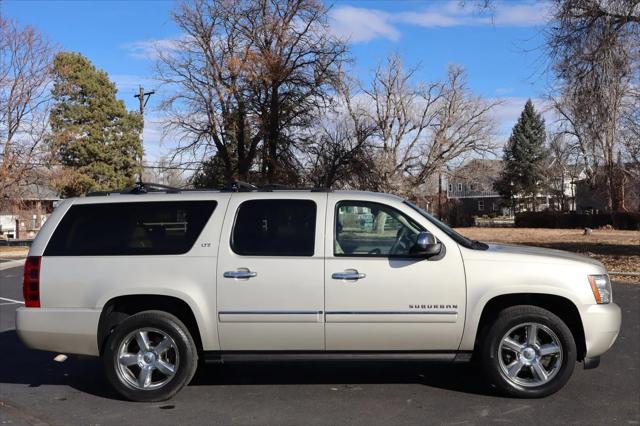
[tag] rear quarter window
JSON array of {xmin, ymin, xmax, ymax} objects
[{"xmin": 44, "ymin": 201, "xmax": 216, "ymax": 256}]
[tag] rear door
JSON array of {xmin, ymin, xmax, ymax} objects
[{"xmin": 216, "ymin": 193, "xmax": 327, "ymax": 350}]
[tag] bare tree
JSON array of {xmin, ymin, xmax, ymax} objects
[
  {"xmin": 547, "ymin": 0, "xmax": 640, "ymax": 211},
  {"xmin": 546, "ymin": 132, "xmax": 581, "ymax": 210},
  {"xmin": 620, "ymin": 84, "xmax": 640, "ymax": 179},
  {"xmin": 360, "ymin": 56, "xmax": 497, "ymax": 198},
  {"xmin": 303, "ymin": 71, "xmax": 376, "ymax": 188},
  {"xmin": 0, "ymin": 18, "xmax": 55, "ymax": 202},
  {"xmin": 157, "ymin": 0, "xmax": 347, "ymax": 184},
  {"xmin": 361, "ymin": 55, "xmax": 442, "ymax": 196},
  {"xmin": 141, "ymin": 158, "xmax": 189, "ymax": 188},
  {"xmin": 417, "ymin": 65, "xmax": 498, "ymax": 182}
]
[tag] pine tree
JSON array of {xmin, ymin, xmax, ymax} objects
[
  {"xmin": 495, "ymin": 99, "xmax": 547, "ymax": 212},
  {"xmin": 48, "ymin": 52, "xmax": 143, "ymax": 196}
]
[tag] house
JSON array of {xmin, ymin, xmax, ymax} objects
[
  {"xmin": 575, "ymin": 164, "xmax": 640, "ymax": 212},
  {"xmin": 445, "ymin": 159, "xmax": 507, "ymax": 225},
  {"xmin": 444, "ymin": 158, "xmax": 586, "ymax": 226},
  {"xmin": 0, "ymin": 184, "xmax": 60, "ymax": 240}
]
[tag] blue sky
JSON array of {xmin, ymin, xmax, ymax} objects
[{"xmin": 2, "ymin": 0, "xmax": 554, "ymax": 161}]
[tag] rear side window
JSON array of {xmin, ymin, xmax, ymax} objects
[
  {"xmin": 231, "ymin": 199, "xmax": 316, "ymax": 256},
  {"xmin": 44, "ymin": 201, "xmax": 217, "ymax": 256}
]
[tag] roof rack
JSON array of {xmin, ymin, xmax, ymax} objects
[
  {"xmin": 220, "ymin": 181, "xmax": 258, "ymax": 192},
  {"xmin": 86, "ymin": 181, "xmax": 182, "ymax": 197},
  {"xmin": 123, "ymin": 181, "xmax": 182, "ymax": 194},
  {"xmin": 85, "ymin": 180, "xmax": 332, "ymax": 196}
]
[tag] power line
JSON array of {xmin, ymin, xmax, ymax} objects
[{"xmin": 8, "ymin": 161, "xmax": 202, "ymax": 172}]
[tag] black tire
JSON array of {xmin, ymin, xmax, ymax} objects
[
  {"xmin": 480, "ymin": 305, "xmax": 576, "ymax": 398},
  {"xmin": 102, "ymin": 310, "xmax": 198, "ymax": 402}
]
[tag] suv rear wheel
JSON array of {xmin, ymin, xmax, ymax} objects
[
  {"xmin": 480, "ymin": 305, "xmax": 577, "ymax": 398},
  {"xmin": 103, "ymin": 310, "xmax": 198, "ymax": 402}
]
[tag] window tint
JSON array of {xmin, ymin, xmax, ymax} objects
[
  {"xmin": 44, "ymin": 201, "xmax": 216, "ymax": 256},
  {"xmin": 231, "ymin": 199, "xmax": 316, "ymax": 256},
  {"xmin": 335, "ymin": 201, "xmax": 423, "ymax": 257}
]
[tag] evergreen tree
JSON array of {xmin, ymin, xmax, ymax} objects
[
  {"xmin": 48, "ymin": 52, "xmax": 143, "ymax": 196},
  {"xmin": 495, "ymin": 99, "xmax": 547, "ymax": 212}
]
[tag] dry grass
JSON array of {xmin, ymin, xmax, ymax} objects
[
  {"xmin": 0, "ymin": 246, "xmax": 29, "ymax": 259},
  {"xmin": 455, "ymin": 227, "xmax": 640, "ymax": 282}
]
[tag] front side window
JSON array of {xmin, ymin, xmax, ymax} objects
[
  {"xmin": 335, "ymin": 201, "xmax": 423, "ymax": 257},
  {"xmin": 44, "ymin": 201, "xmax": 217, "ymax": 256},
  {"xmin": 231, "ymin": 199, "xmax": 316, "ymax": 256}
]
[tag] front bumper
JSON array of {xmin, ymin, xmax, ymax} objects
[
  {"xmin": 16, "ymin": 307, "xmax": 101, "ymax": 356},
  {"xmin": 582, "ymin": 302, "xmax": 621, "ymax": 358}
]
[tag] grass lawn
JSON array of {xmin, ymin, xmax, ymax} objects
[{"xmin": 455, "ymin": 227, "xmax": 639, "ymax": 281}]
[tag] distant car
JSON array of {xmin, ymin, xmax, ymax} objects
[{"xmin": 16, "ymin": 184, "xmax": 621, "ymax": 401}]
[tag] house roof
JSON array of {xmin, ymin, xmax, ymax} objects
[
  {"xmin": 8, "ymin": 184, "xmax": 60, "ymax": 201},
  {"xmin": 448, "ymin": 158, "xmax": 503, "ymax": 180}
]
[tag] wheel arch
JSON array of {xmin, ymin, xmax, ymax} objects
[
  {"xmin": 473, "ymin": 293, "xmax": 586, "ymax": 361},
  {"xmin": 98, "ymin": 294, "xmax": 204, "ymax": 355}
]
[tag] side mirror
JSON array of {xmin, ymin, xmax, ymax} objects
[{"xmin": 413, "ymin": 231, "xmax": 442, "ymax": 257}]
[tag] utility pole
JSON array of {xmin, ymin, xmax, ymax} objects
[
  {"xmin": 134, "ymin": 86, "xmax": 155, "ymax": 115},
  {"xmin": 133, "ymin": 86, "xmax": 155, "ymax": 183}
]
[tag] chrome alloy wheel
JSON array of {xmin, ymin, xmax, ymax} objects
[
  {"xmin": 498, "ymin": 322, "xmax": 563, "ymax": 388},
  {"xmin": 116, "ymin": 328, "xmax": 180, "ymax": 390}
]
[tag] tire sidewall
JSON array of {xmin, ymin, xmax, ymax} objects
[
  {"xmin": 103, "ymin": 311, "xmax": 197, "ymax": 402},
  {"xmin": 482, "ymin": 306, "xmax": 577, "ymax": 398}
]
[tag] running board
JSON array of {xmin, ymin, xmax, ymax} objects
[{"xmin": 202, "ymin": 351, "xmax": 472, "ymax": 364}]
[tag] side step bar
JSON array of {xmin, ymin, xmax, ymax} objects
[{"xmin": 202, "ymin": 351, "xmax": 473, "ymax": 364}]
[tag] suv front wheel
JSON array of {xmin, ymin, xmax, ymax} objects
[
  {"xmin": 480, "ymin": 305, "xmax": 577, "ymax": 398},
  {"xmin": 103, "ymin": 310, "xmax": 198, "ymax": 402}
]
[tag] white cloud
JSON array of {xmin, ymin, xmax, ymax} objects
[
  {"xmin": 329, "ymin": 6, "xmax": 400, "ymax": 43},
  {"xmin": 395, "ymin": 1, "xmax": 551, "ymax": 28},
  {"xmin": 329, "ymin": 2, "xmax": 552, "ymax": 44},
  {"xmin": 495, "ymin": 87, "xmax": 514, "ymax": 95},
  {"xmin": 122, "ymin": 37, "xmax": 183, "ymax": 60},
  {"xmin": 491, "ymin": 2, "xmax": 552, "ymax": 27},
  {"xmin": 142, "ymin": 112, "xmax": 174, "ymax": 163}
]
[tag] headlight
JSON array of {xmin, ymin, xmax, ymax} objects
[{"xmin": 588, "ymin": 274, "xmax": 612, "ymax": 304}]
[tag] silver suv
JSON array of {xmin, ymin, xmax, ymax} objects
[{"xmin": 17, "ymin": 184, "xmax": 621, "ymax": 401}]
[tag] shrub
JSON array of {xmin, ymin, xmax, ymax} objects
[{"xmin": 514, "ymin": 212, "xmax": 640, "ymax": 230}]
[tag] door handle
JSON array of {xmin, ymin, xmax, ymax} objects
[
  {"xmin": 224, "ymin": 268, "xmax": 258, "ymax": 279},
  {"xmin": 332, "ymin": 270, "xmax": 366, "ymax": 280}
]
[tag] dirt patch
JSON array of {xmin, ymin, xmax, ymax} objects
[{"xmin": 455, "ymin": 228, "xmax": 640, "ymax": 282}]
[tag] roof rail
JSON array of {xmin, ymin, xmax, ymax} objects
[
  {"xmin": 85, "ymin": 180, "xmax": 332, "ymax": 196},
  {"xmin": 86, "ymin": 181, "xmax": 181, "ymax": 197},
  {"xmin": 221, "ymin": 181, "xmax": 258, "ymax": 192},
  {"xmin": 122, "ymin": 181, "xmax": 182, "ymax": 194}
]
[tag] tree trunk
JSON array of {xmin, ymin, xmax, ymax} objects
[{"xmin": 266, "ymin": 86, "xmax": 280, "ymax": 183}]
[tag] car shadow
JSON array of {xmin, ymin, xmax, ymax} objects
[
  {"xmin": 0, "ymin": 329, "xmax": 497, "ymax": 400},
  {"xmin": 0, "ymin": 329, "xmax": 119, "ymax": 399},
  {"xmin": 190, "ymin": 360, "xmax": 495, "ymax": 396}
]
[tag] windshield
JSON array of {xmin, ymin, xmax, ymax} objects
[{"xmin": 403, "ymin": 200, "xmax": 488, "ymax": 250}]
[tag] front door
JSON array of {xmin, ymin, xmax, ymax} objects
[
  {"xmin": 324, "ymin": 194, "xmax": 466, "ymax": 351},
  {"xmin": 217, "ymin": 193, "xmax": 326, "ymax": 350}
]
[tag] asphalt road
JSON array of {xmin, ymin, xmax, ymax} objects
[{"xmin": 0, "ymin": 264, "xmax": 638, "ymax": 426}]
